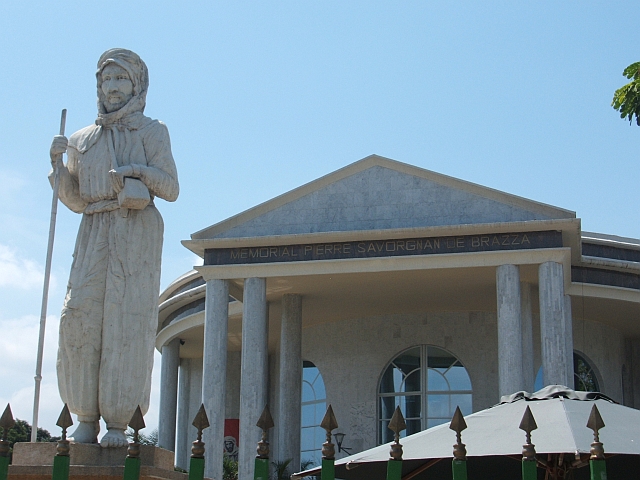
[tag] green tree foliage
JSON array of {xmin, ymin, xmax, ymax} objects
[
  {"xmin": 222, "ymin": 456, "xmax": 238, "ymax": 480},
  {"xmin": 3, "ymin": 419, "xmax": 59, "ymax": 462},
  {"xmin": 124, "ymin": 428, "xmax": 159, "ymax": 446},
  {"xmin": 612, "ymin": 62, "xmax": 640, "ymax": 126},
  {"xmin": 271, "ymin": 459, "xmax": 292, "ymax": 480},
  {"xmin": 6, "ymin": 419, "xmax": 58, "ymax": 447}
]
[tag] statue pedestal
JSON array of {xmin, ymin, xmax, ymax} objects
[{"xmin": 8, "ymin": 443, "xmax": 190, "ymax": 480}]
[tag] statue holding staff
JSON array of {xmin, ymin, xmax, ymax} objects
[{"xmin": 49, "ymin": 48, "xmax": 179, "ymax": 447}]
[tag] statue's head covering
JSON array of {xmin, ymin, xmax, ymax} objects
[{"xmin": 95, "ymin": 48, "xmax": 149, "ymax": 124}]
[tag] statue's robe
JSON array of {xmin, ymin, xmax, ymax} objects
[{"xmin": 51, "ymin": 117, "xmax": 178, "ymax": 429}]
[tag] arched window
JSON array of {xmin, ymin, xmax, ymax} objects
[
  {"xmin": 378, "ymin": 346, "xmax": 472, "ymax": 444},
  {"xmin": 573, "ymin": 352, "xmax": 600, "ymax": 392},
  {"xmin": 301, "ymin": 361, "xmax": 326, "ymax": 467},
  {"xmin": 534, "ymin": 352, "xmax": 600, "ymax": 392}
]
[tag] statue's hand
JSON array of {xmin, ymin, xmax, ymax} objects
[
  {"xmin": 50, "ymin": 135, "xmax": 68, "ymax": 167},
  {"xmin": 109, "ymin": 165, "xmax": 134, "ymax": 193}
]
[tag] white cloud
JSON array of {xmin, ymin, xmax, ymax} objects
[
  {"xmin": 0, "ymin": 244, "xmax": 48, "ymax": 290},
  {"xmin": 191, "ymin": 253, "xmax": 203, "ymax": 267}
]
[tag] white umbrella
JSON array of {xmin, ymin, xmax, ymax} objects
[{"xmin": 293, "ymin": 385, "xmax": 640, "ymax": 479}]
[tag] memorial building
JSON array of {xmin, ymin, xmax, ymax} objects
[{"xmin": 155, "ymin": 155, "xmax": 640, "ymax": 476}]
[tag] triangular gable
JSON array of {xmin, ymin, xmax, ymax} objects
[{"xmin": 191, "ymin": 155, "xmax": 575, "ymax": 240}]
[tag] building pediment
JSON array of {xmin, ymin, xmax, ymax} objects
[{"xmin": 191, "ymin": 155, "xmax": 574, "ymax": 240}]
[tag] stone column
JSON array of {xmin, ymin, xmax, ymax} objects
[
  {"xmin": 520, "ymin": 282, "xmax": 535, "ymax": 392},
  {"xmin": 175, "ymin": 358, "xmax": 192, "ymax": 471},
  {"xmin": 239, "ymin": 278, "xmax": 268, "ymax": 480},
  {"xmin": 623, "ymin": 339, "xmax": 640, "ymax": 408},
  {"xmin": 278, "ymin": 294, "xmax": 302, "ymax": 472},
  {"xmin": 564, "ymin": 295, "xmax": 574, "ymax": 387},
  {"xmin": 202, "ymin": 279, "xmax": 230, "ymax": 480},
  {"xmin": 158, "ymin": 338, "xmax": 180, "ymax": 451},
  {"xmin": 496, "ymin": 264, "xmax": 524, "ymax": 397},
  {"xmin": 538, "ymin": 261, "xmax": 569, "ymax": 386}
]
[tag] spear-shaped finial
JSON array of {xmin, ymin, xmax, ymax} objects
[
  {"xmin": 586, "ymin": 404, "xmax": 605, "ymax": 460},
  {"xmin": 55, "ymin": 404, "xmax": 73, "ymax": 456},
  {"xmin": 320, "ymin": 405, "xmax": 339, "ymax": 460},
  {"xmin": 0, "ymin": 404, "xmax": 15, "ymax": 458},
  {"xmin": 255, "ymin": 405, "xmax": 274, "ymax": 459},
  {"xmin": 191, "ymin": 404, "xmax": 210, "ymax": 459},
  {"xmin": 449, "ymin": 406, "xmax": 468, "ymax": 461},
  {"xmin": 127, "ymin": 406, "xmax": 145, "ymax": 459},
  {"xmin": 388, "ymin": 406, "xmax": 406, "ymax": 461},
  {"xmin": 519, "ymin": 406, "xmax": 538, "ymax": 462}
]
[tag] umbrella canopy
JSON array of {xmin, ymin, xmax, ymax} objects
[{"xmin": 292, "ymin": 385, "xmax": 640, "ymax": 479}]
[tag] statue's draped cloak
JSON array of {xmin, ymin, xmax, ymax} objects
[{"xmin": 52, "ymin": 117, "xmax": 178, "ymax": 429}]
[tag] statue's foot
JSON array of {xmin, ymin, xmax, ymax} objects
[
  {"xmin": 100, "ymin": 428, "xmax": 128, "ymax": 448},
  {"xmin": 70, "ymin": 421, "xmax": 99, "ymax": 443}
]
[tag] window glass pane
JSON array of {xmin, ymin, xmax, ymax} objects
[
  {"xmin": 380, "ymin": 420, "xmax": 393, "ymax": 444},
  {"xmin": 445, "ymin": 364, "xmax": 472, "ymax": 390},
  {"xmin": 313, "ymin": 375, "xmax": 326, "ymax": 398},
  {"xmin": 301, "ymin": 427, "xmax": 315, "ymax": 450},
  {"xmin": 403, "ymin": 370, "xmax": 421, "ymax": 392},
  {"xmin": 405, "ymin": 419, "xmax": 422, "ymax": 436},
  {"xmin": 427, "ymin": 394, "xmax": 450, "ymax": 418},
  {"xmin": 300, "ymin": 453, "xmax": 320, "ymax": 469},
  {"xmin": 302, "ymin": 382, "xmax": 314, "ymax": 402},
  {"xmin": 427, "ymin": 369, "xmax": 448, "ymax": 391},
  {"xmin": 380, "ymin": 365, "xmax": 397, "ymax": 393},
  {"xmin": 300, "ymin": 451, "xmax": 322, "ymax": 468},
  {"xmin": 427, "ymin": 417, "xmax": 449, "ymax": 429},
  {"xmin": 302, "ymin": 404, "xmax": 315, "ymax": 427},
  {"xmin": 400, "ymin": 395, "xmax": 422, "ymax": 419},
  {"xmin": 315, "ymin": 403, "xmax": 326, "ymax": 423},
  {"xmin": 450, "ymin": 394, "xmax": 472, "ymax": 415},
  {"xmin": 301, "ymin": 362, "xmax": 326, "ymax": 461},
  {"xmin": 379, "ymin": 396, "xmax": 396, "ymax": 421},
  {"xmin": 427, "ymin": 347, "xmax": 456, "ymax": 369},
  {"xmin": 534, "ymin": 367, "xmax": 543, "ymax": 391},
  {"xmin": 394, "ymin": 347, "xmax": 421, "ymax": 373},
  {"xmin": 315, "ymin": 426, "xmax": 326, "ymax": 448},
  {"xmin": 574, "ymin": 353, "xmax": 599, "ymax": 392},
  {"xmin": 303, "ymin": 366, "xmax": 319, "ymax": 384}
]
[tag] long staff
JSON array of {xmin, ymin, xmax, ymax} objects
[{"xmin": 31, "ymin": 109, "xmax": 67, "ymax": 442}]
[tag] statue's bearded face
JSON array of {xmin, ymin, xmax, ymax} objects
[{"xmin": 101, "ymin": 64, "xmax": 134, "ymax": 113}]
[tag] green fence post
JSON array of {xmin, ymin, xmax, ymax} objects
[
  {"xmin": 52, "ymin": 404, "xmax": 73, "ymax": 480},
  {"xmin": 189, "ymin": 404, "xmax": 209, "ymax": 480},
  {"xmin": 123, "ymin": 406, "xmax": 145, "ymax": 480},
  {"xmin": 254, "ymin": 405, "xmax": 274, "ymax": 480},
  {"xmin": 320, "ymin": 405, "xmax": 338, "ymax": 480},
  {"xmin": 0, "ymin": 405, "xmax": 15, "ymax": 480},
  {"xmin": 587, "ymin": 405, "xmax": 607, "ymax": 480},
  {"xmin": 123, "ymin": 455, "xmax": 140, "ymax": 480},
  {"xmin": 519, "ymin": 405, "xmax": 538, "ymax": 480},
  {"xmin": 449, "ymin": 406, "xmax": 468, "ymax": 480},
  {"xmin": 386, "ymin": 406, "xmax": 406, "ymax": 480}
]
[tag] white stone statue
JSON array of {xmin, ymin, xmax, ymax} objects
[{"xmin": 49, "ymin": 49, "xmax": 179, "ymax": 447}]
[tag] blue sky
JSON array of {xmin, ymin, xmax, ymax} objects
[{"xmin": 1, "ymin": 2, "xmax": 639, "ymax": 436}]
